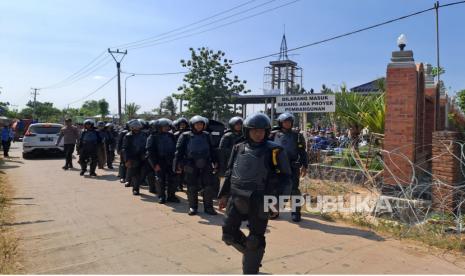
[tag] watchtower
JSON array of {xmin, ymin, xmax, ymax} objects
[{"xmin": 263, "ymin": 34, "xmax": 303, "ymax": 95}]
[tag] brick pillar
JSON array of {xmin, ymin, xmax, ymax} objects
[
  {"xmin": 424, "ymin": 64, "xmax": 439, "ymax": 132},
  {"xmin": 438, "ymin": 97, "xmax": 447, "ymax": 131},
  {"xmin": 423, "ymin": 64, "xmax": 439, "ymax": 171},
  {"xmin": 383, "ymin": 49, "xmax": 419, "ymax": 186},
  {"xmin": 431, "ymin": 131, "xmax": 463, "ymax": 212}
]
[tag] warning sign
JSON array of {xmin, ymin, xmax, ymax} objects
[{"xmin": 275, "ymin": 94, "xmax": 336, "ymax": 113}]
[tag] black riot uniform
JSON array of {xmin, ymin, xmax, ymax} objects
[
  {"xmin": 146, "ymin": 118, "xmax": 179, "ymax": 203},
  {"xmin": 218, "ymin": 116, "xmax": 244, "ymax": 176},
  {"xmin": 173, "ymin": 117, "xmax": 189, "ymax": 191},
  {"xmin": 96, "ymin": 121, "xmax": 107, "ymax": 169},
  {"xmin": 78, "ymin": 119, "xmax": 102, "ymax": 176},
  {"xmin": 174, "ymin": 115, "xmax": 218, "ymax": 216},
  {"xmin": 269, "ymin": 113, "xmax": 308, "ymax": 222},
  {"xmin": 219, "ymin": 113, "xmax": 292, "ymax": 274},
  {"xmin": 104, "ymin": 123, "xmax": 118, "ymax": 169},
  {"xmin": 117, "ymin": 124, "xmax": 129, "ymax": 183},
  {"xmin": 138, "ymin": 119, "xmax": 156, "ymax": 190},
  {"xmin": 122, "ymin": 119, "xmax": 148, "ymax": 195}
]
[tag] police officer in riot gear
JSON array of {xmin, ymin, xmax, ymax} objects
[
  {"xmin": 95, "ymin": 121, "xmax": 107, "ymax": 169},
  {"xmin": 174, "ymin": 115, "xmax": 218, "ymax": 216},
  {"xmin": 218, "ymin": 113, "xmax": 292, "ymax": 274},
  {"xmin": 78, "ymin": 119, "xmax": 101, "ymax": 177},
  {"xmin": 122, "ymin": 119, "xmax": 148, "ymax": 195},
  {"xmin": 173, "ymin": 117, "xmax": 189, "ymax": 191},
  {"xmin": 270, "ymin": 112, "xmax": 308, "ymax": 222},
  {"xmin": 104, "ymin": 123, "xmax": 118, "ymax": 169},
  {"xmin": 117, "ymin": 123, "xmax": 129, "ymax": 183},
  {"xmin": 218, "ymin": 116, "xmax": 244, "ymax": 176},
  {"xmin": 147, "ymin": 118, "xmax": 179, "ymax": 203}
]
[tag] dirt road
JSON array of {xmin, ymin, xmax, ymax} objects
[{"xmin": 3, "ymin": 144, "xmax": 465, "ymax": 274}]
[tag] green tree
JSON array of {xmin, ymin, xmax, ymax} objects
[
  {"xmin": 80, "ymin": 100, "xmax": 100, "ymax": 116},
  {"xmin": 160, "ymin": 96, "xmax": 177, "ymax": 116},
  {"xmin": 456, "ymin": 89, "xmax": 465, "ymax": 113},
  {"xmin": 97, "ymin": 99, "xmax": 110, "ymax": 119},
  {"xmin": 431, "ymin": 66, "xmax": 445, "ymax": 77},
  {"xmin": 19, "ymin": 101, "xmax": 62, "ymax": 122},
  {"xmin": 173, "ymin": 47, "xmax": 250, "ymax": 119},
  {"xmin": 0, "ymin": 102, "xmax": 19, "ymax": 118},
  {"xmin": 125, "ymin": 102, "xmax": 140, "ymax": 119}
]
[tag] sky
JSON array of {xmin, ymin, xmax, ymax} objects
[{"xmin": 1, "ymin": 0, "xmax": 464, "ymax": 114}]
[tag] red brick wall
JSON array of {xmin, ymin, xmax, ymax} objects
[
  {"xmin": 383, "ymin": 65, "xmax": 419, "ymax": 186},
  {"xmin": 424, "ymin": 85, "xmax": 439, "ymax": 132},
  {"xmin": 431, "ymin": 131, "xmax": 464, "ymax": 212},
  {"xmin": 438, "ymin": 98, "xmax": 447, "ymax": 131}
]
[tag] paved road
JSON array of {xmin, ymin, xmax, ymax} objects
[{"xmin": 3, "ymin": 144, "xmax": 465, "ymax": 274}]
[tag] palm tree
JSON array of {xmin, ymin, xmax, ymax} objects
[
  {"xmin": 125, "ymin": 102, "xmax": 140, "ymax": 120},
  {"xmin": 335, "ymin": 92, "xmax": 385, "ymax": 136}
]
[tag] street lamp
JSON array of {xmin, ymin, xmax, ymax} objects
[
  {"xmin": 124, "ymin": 74, "xmax": 136, "ymax": 115},
  {"xmin": 397, "ymin": 34, "xmax": 407, "ymax": 51}
]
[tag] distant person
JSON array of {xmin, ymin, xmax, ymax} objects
[
  {"xmin": 56, "ymin": 118, "xmax": 80, "ymax": 170},
  {"xmin": 104, "ymin": 123, "xmax": 118, "ymax": 169},
  {"xmin": 218, "ymin": 116, "xmax": 243, "ymax": 177},
  {"xmin": 78, "ymin": 120, "xmax": 101, "ymax": 177},
  {"xmin": 95, "ymin": 121, "xmax": 107, "ymax": 169},
  {"xmin": 174, "ymin": 115, "xmax": 218, "ymax": 216},
  {"xmin": 122, "ymin": 119, "xmax": 147, "ymax": 195},
  {"xmin": 1, "ymin": 124, "xmax": 15, "ymax": 157},
  {"xmin": 146, "ymin": 118, "xmax": 179, "ymax": 203}
]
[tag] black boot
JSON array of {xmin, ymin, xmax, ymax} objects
[
  {"xmin": 167, "ymin": 195, "xmax": 180, "ymax": 203},
  {"xmin": 80, "ymin": 170, "xmax": 86, "ymax": 176},
  {"xmin": 242, "ymin": 248, "xmax": 265, "ymax": 274},
  {"xmin": 188, "ymin": 208, "xmax": 198, "ymax": 216},
  {"xmin": 204, "ymin": 207, "xmax": 217, "ymax": 215},
  {"xmin": 291, "ymin": 212, "xmax": 301, "ymax": 222}
]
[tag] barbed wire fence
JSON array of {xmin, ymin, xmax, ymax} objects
[{"xmin": 304, "ymin": 133, "xmax": 465, "ymax": 241}]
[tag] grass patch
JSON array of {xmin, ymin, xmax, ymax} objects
[
  {"xmin": 0, "ymin": 166, "xmax": 19, "ymax": 273},
  {"xmin": 315, "ymin": 211, "xmax": 465, "ymax": 252}
]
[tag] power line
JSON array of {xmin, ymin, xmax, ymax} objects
[
  {"xmin": 46, "ymin": 0, "xmax": 465, "ymax": 106},
  {"xmin": 39, "ymin": 50, "xmax": 107, "ymax": 89},
  {"xmin": 35, "ymin": 1, "xmax": 266, "ymax": 90},
  {"xmin": 43, "ymin": 57, "xmax": 113, "ymax": 90},
  {"xmin": 112, "ymin": 0, "xmax": 260, "ymax": 49},
  {"xmin": 124, "ymin": 0, "xmax": 280, "ymax": 50},
  {"xmin": 67, "ymin": 75, "xmax": 117, "ymax": 106},
  {"xmin": 120, "ymin": 2, "xmax": 442, "ymax": 75},
  {"xmin": 233, "ymin": 6, "xmax": 437, "ymax": 65},
  {"xmin": 122, "ymin": 71, "xmax": 187, "ymax": 76},
  {"xmin": 127, "ymin": 0, "xmax": 301, "ymax": 51}
]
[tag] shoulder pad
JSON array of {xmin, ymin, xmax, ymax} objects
[{"xmin": 265, "ymin": 140, "xmax": 283, "ymax": 150}]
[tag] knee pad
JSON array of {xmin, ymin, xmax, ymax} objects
[{"xmin": 222, "ymin": 230, "xmax": 246, "ymax": 253}]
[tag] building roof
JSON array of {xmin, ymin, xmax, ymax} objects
[{"xmin": 350, "ymin": 77, "xmax": 385, "ymax": 93}]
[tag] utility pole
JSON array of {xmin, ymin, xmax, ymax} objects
[
  {"xmin": 108, "ymin": 48, "xmax": 127, "ymax": 125},
  {"xmin": 31, "ymin": 88, "xmax": 40, "ymax": 121}
]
